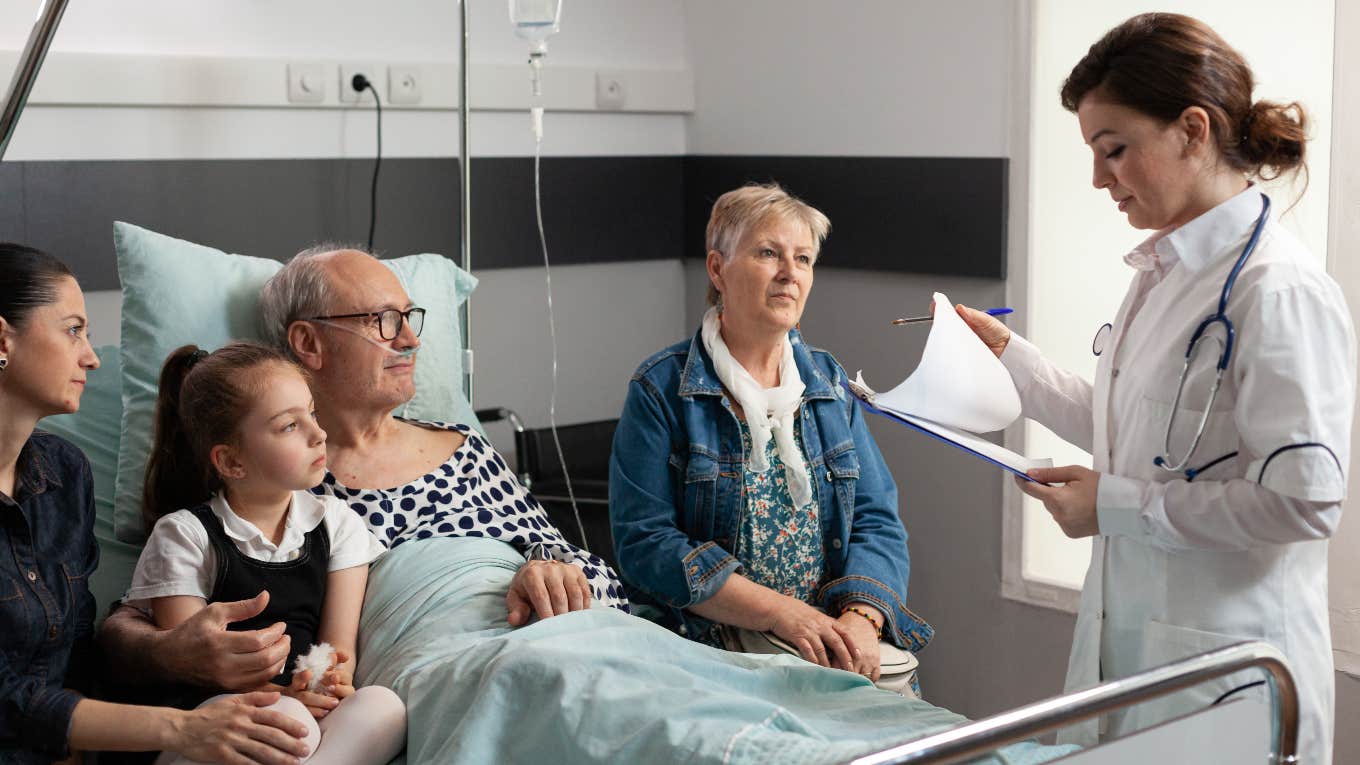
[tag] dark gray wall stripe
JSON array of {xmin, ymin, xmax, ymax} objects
[
  {"xmin": 684, "ymin": 156, "xmax": 1008, "ymax": 279},
  {"xmin": 0, "ymin": 155, "xmax": 1006, "ymax": 291},
  {"xmin": 0, "ymin": 157, "xmax": 686, "ymax": 291}
]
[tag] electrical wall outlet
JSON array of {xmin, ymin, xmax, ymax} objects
[
  {"xmin": 287, "ymin": 62, "xmax": 326, "ymax": 104},
  {"xmin": 595, "ymin": 71, "xmax": 626, "ymax": 110},
  {"xmin": 388, "ymin": 65, "xmax": 423, "ymax": 106},
  {"xmin": 340, "ymin": 63, "xmax": 381, "ymax": 104}
]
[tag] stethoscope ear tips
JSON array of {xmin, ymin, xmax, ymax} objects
[{"xmin": 1152, "ymin": 456, "xmax": 1166, "ymax": 468}]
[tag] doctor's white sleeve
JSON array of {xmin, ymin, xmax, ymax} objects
[
  {"xmin": 999, "ymin": 332, "xmax": 1095, "ymax": 453},
  {"xmin": 1098, "ymin": 282, "xmax": 1356, "ymax": 552}
]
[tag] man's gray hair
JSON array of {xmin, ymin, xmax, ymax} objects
[{"xmin": 258, "ymin": 243, "xmax": 366, "ymax": 355}]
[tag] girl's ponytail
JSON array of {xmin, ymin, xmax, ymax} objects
[{"xmin": 143, "ymin": 345, "xmax": 214, "ymax": 534}]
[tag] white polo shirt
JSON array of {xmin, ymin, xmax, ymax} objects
[{"xmin": 125, "ymin": 489, "xmax": 387, "ymax": 607}]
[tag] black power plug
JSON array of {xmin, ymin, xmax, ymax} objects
[{"xmin": 349, "ymin": 73, "xmax": 381, "ymax": 251}]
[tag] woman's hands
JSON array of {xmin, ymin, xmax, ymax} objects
[
  {"xmin": 168, "ymin": 692, "xmax": 312, "ymax": 765},
  {"xmin": 1017, "ymin": 466, "xmax": 1102, "ymax": 538},
  {"xmin": 767, "ymin": 595, "xmax": 858, "ymax": 672},
  {"xmin": 836, "ymin": 604, "xmax": 884, "ymax": 681},
  {"xmin": 506, "ymin": 558, "xmax": 593, "ymax": 626},
  {"xmin": 954, "ymin": 303, "xmax": 1012, "ymax": 358}
]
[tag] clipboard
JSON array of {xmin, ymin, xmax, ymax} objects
[{"xmin": 843, "ymin": 380, "xmax": 1053, "ymax": 484}]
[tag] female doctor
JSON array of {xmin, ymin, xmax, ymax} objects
[{"xmin": 959, "ymin": 13, "xmax": 1354, "ymax": 763}]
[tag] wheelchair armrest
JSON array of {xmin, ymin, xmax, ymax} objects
[{"xmin": 474, "ymin": 407, "xmax": 525, "ymax": 434}]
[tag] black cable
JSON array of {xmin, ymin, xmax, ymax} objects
[
  {"xmin": 1211, "ymin": 680, "xmax": 1265, "ymax": 706},
  {"xmin": 352, "ymin": 74, "xmax": 382, "ymax": 251}
]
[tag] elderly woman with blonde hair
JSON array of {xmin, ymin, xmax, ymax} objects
[{"xmin": 609, "ymin": 183, "xmax": 932, "ymax": 690}]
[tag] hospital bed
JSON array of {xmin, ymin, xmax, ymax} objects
[
  {"xmin": 34, "ymin": 335, "xmax": 1303, "ymax": 763},
  {"xmin": 2, "ymin": 6, "xmax": 1303, "ymax": 764}
]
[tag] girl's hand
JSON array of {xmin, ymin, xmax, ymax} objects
[
  {"xmin": 321, "ymin": 649, "xmax": 356, "ymax": 700},
  {"xmin": 171, "ymin": 691, "xmax": 312, "ymax": 765},
  {"xmin": 955, "ymin": 303, "xmax": 1012, "ymax": 358},
  {"xmin": 278, "ymin": 671, "xmax": 340, "ymax": 719}
]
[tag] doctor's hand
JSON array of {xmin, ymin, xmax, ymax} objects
[
  {"xmin": 507, "ymin": 558, "xmax": 593, "ymax": 626},
  {"xmin": 954, "ymin": 304, "xmax": 1011, "ymax": 358},
  {"xmin": 1015, "ymin": 465, "xmax": 1101, "ymax": 538}
]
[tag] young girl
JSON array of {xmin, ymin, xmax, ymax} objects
[{"xmin": 127, "ymin": 341, "xmax": 406, "ymax": 765}]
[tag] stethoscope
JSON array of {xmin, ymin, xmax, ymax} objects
[{"xmin": 1091, "ymin": 193, "xmax": 1272, "ymax": 476}]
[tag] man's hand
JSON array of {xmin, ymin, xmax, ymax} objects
[
  {"xmin": 1017, "ymin": 466, "xmax": 1102, "ymax": 538},
  {"xmin": 160, "ymin": 591, "xmax": 292, "ymax": 690},
  {"xmin": 506, "ymin": 558, "xmax": 592, "ymax": 626}
]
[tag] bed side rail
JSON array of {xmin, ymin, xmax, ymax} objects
[
  {"xmin": 850, "ymin": 640, "xmax": 1298, "ymax": 765},
  {"xmin": 1, "ymin": 0, "xmax": 69, "ymax": 161}
]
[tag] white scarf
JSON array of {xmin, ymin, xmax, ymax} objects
[{"xmin": 701, "ymin": 307, "xmax": 813, "ymax": 509}]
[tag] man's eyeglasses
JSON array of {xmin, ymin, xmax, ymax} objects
[{"xmin": 306, "ymin": 307, "xmax": 426, "ymax": 340}]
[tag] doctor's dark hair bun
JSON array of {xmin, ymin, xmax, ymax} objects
[{"xmin": 1061, "ymin": 12, "xmax": 1307, "ymax": 182}]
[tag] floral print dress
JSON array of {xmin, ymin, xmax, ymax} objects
[{"xmin": 734, "ymin": 418, "xmax": 825, "ymax": 604}]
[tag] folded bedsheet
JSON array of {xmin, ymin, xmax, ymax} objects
[{"xmin": 356, "ymin": 537, "xmax": 1078, "ymax": 765}]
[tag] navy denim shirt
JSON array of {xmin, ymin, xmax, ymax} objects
[
  {"xmin": 1, "ymin": 431, "xmax": 98, "ymax": 763},
  {"xmin": 609, "ymin": 328, "xmax": 933, "ymax": 651}
]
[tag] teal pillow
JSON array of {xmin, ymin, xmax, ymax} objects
[
  {"xmin": 39, "ymin": 346, "xmax": 142, "ymax": 621},
  {"xmin": 112, "ymin": 222, "xmax": 479, "ymax": 543}
]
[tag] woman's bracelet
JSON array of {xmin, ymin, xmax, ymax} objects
[{"xmin": 844, "ymin": 606, "xmax": 883, "ymax": 639}]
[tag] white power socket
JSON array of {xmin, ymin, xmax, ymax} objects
[
  {"xmin": 287, "ymin": 62, "xmax": 326, "ymax": 104},
  {"xmin": 388, "ymin": 65, "xmax": 423, "ymax": 106},
  {"xmin": 340, "ymin": 63, "xmax": 381, "ymax": 104},
  {"xmin": 595, "ymin": 71, "xmax": 626, "ymax": 110}
]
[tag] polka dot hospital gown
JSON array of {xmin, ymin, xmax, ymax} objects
[{"xmin": 311, "ymin": 420, "xmax": 629, "ymax": 611}]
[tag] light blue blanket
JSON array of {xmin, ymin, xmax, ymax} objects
[{"xmin": 356, "ymin": 537, "xmax": 1077, "ymax": 765}]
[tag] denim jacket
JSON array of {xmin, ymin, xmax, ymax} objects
[
  {"xmin": 1, "ymin": 431, "xmax": 98, "ymax": 763},
  {"xmin": 609, "ymin": 328, "xmax": 933, "ymax": 651}
]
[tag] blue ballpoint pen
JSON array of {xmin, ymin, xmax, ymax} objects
[{"xmin": 891, "ymin": 307, "xmax": 1013, "ymax": 326}]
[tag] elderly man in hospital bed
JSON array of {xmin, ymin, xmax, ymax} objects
[{"xmin": 97, "ymin": 246, "xmax": 1074, "ymax": 765}]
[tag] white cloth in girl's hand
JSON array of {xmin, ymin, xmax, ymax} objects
[{"xmin": 293, "ymin": 642, "xmax": 337, "ymax": 692}]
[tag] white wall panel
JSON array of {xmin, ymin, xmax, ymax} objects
[{"xmin": 683, "ymin": 0, "xmax": 1010, "ymax": 157}]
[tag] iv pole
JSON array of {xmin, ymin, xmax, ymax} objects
[
  {"xmin": 459, "ymin": 0, "xmax": 474, "ymax": 403},
  {"xmin": 0, "ymin": 0, "xmax": 70, "ymax": 161}
]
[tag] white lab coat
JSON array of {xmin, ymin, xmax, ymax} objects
[{"xmin": 1001, "ymin": 187, "xmax": 1355, "ymax": 763}]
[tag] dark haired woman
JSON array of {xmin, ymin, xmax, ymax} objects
[
  {"xmin": 0, "ymin": 244, "xmax": 311, "ymax": 764},
  {"xmin": 957, "ymin": 14, "xmax": 1352, "ymax": 760}
]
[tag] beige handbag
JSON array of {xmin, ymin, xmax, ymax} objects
[{"xmin": 720, "ymin": 625, "xmax": 920, "ymax": 697}]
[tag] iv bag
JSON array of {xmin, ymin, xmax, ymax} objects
[{"xmin": 510, "ymin": 0, "xmax": 562, "ymax": 45}]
